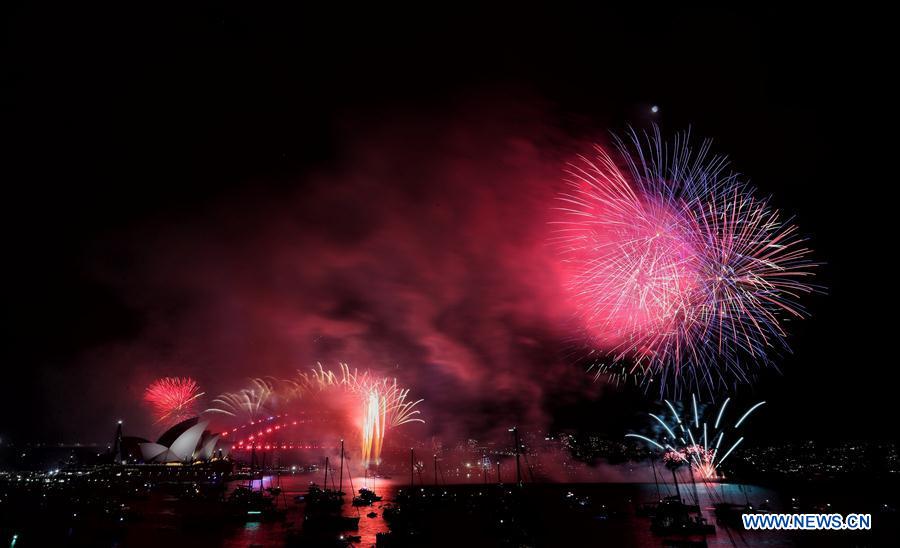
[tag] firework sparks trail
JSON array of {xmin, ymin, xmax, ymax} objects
[
  {"xmin": 143, "ymin": 377, "xmax": 205, "ymax": 427},
  {"xmin": 204, "ymin": 363, "xmax": 423, "ymax": 465},
  {"xmin": 285, "ymin": 364, "xmax": 424, "ymax": 463},
  {"xmin": 556, "ymin": 127, "xmax": 818, "ymax": 395},
  {"xmin": 626, "ymin": 396, "xmax": 764, "ymax": 480},
  {"xmin": 360, "ymin": 389, "xmax": 384, "ymax": 466},
  {"xmin": 203, "ymin": 377, "xmax": 276, "ymax": 422}
]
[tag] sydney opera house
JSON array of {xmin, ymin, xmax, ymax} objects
[
  {"xmin": 111, "ymin": 418, "xmax": 228, "ymax": 465},
  {"xmin": 138, "ymin": 418, "xmax": 224, "ymax": 463}
]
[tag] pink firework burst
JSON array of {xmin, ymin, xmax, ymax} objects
[
  {"xmin": 663, "ymin": 449, "xmax": 687, "ymax": 467},
  {"xmin": 144, "ymin": 377, "xmax": 204, "ymax": 426},
  {"xmin": 683, "ymin": 444, "xmax": 716, "ymax": 479},
  {"xmin": 559, "ymin": 159, "xmax": 703, "ymax": 356},
  {"xmin": 556, "ymin": 127, "xmax": 818, "ymax": 394},
  {"xmin": 663, "ymin": 446, "xmax": 715, "ymax": 478}
]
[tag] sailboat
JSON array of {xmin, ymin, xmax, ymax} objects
[
  {"xmin": 303, "ymin": 439, "xmax": 360, "ymax": 531},
  {"xmin": 353, "ymin": 467, "xmax": 383, "ymax": 506},
  {"xmin": 226, "ymin": 447, "xmax": 286, "ymax": 521},
  {"xmin": 649, "ymin": 463, "xmax": 713, "ymax": 535}
]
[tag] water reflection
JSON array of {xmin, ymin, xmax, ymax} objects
[
  {"xmin": 226, "ymin": 473, "xmax": 395, "ymax": 546},
  {"xmin": 108, "ymin": 475, "xmax": 795, "ymax": 547}
]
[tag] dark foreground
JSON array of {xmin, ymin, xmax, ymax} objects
[{"xmin": 2, "ymin": 473, "xmax": 898, "ymax": 547}]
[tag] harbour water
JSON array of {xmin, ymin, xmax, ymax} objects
[
  {"xmin": 4, "ymin": 471, "xmax": 896, "ymax": 546},
  {"xmin": 115, "ymin": 476, "xmax": 790, "ymax": 547}
]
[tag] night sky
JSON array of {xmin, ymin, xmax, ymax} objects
[{"xmin": 2, "ymin": 6, "xmax": 896, "ymax": 444}]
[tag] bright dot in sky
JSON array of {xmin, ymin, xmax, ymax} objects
[{"xmin": 651, "ymin": 105, "xmax": 659, "ymax": 113}]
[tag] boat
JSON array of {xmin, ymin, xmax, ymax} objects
[
  {"xmin": 650, "ymin": 498, "xmax": 715, "ymax": 535},
  {"xmin": 303, "ymin": 440, "xmax": 363, "ymax": 532},
  {"xmin": 305, "ymin": 483, "xmax": 345, "ymax": 510},
  {"xmin": 226, "ymin": 486, "xmax": 285, "ymax": 521},
  {"xmin": 352, "ymin": 487, "xmax": 383, "ymax": 506},
  {"xmin": 304, "ymin": 453, "xmax": 346, "ymax": 510}
]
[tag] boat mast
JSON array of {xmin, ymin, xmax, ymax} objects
[
  {"xmin": 671, "ymin": 467, "xmax": 681, "ymax": 502},
  {"xmin": 259, "ymin": 451, "xmax": 265, "ymax": 491},
  {"xmin": 650, "ymin": 451, "xmax": 661, "ymax": 500},
  {"xmin": 339, "ymin": 439, "xmax": 344, "ymax": 494},
  {"xmin": 688, "ymin": 464, "xmax": 699, "ymax": 507},
  {"xmin": 249, "ymin": 445, "xmax": 256, "ymax": 489},
  {"xmin": 510, "ymin": 427, "xmax": 522, "ymax": 485}
]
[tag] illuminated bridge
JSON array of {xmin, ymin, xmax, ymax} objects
[{"xmin": 220, "ymin": 413, "xmax": 343, "ymax": 452}]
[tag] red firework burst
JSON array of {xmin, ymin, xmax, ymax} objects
[{"xmin": 143, "ymin": 377, "xmax": 204, "ymax": 426}]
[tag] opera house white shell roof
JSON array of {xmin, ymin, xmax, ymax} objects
[{"xmin": 138, "ymin": 419, "xmax": 221, "ymax": 463}]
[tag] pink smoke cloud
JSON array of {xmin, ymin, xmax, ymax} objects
[{"xmin": 78, "ymin": 99, "xmax": 606, "ymax": 441}]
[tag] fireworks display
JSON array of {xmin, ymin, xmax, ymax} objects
[
  {"xmin": 285, "ymin": 364, "xmax": 424, "ymax": 465},
  {"xmin": 626, "ymin": 395, "xmax": 764, "ymax": 479},
  {"xmin": 143, "ymin": 377, "xmax": 205, "ymax": 427},
  {"xmin": 204, "ymin": 378, "xmax": 276, "ymax": 423},
  {"xmin": 205, "ymin": 363, "xmax": 424, "ymax": 465},
  {"xmin": 555, "ymin": 127, "xmax": 817, "ymax": 395}
]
